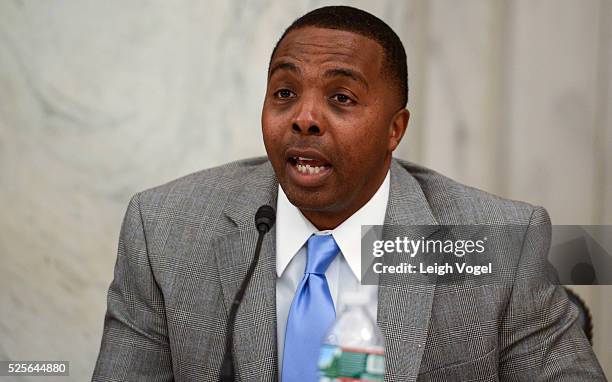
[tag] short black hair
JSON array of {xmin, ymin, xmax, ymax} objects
[{"xmin": 270, "ymin": 6, "xmax": 408, "ymax": 108}]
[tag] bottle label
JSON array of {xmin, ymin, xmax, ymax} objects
[{"xmin": 318, "ymin": 344, "xmax": 384, "ymax": 381}]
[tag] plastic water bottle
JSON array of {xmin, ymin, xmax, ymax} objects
[{"xmin": 318, "ymin": 291, "xmax": 385, "ymax": 381}]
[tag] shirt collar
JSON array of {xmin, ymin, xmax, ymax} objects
[{"xmin": 275, "ymin": 170, "xmax": 390, "ymax": 281}]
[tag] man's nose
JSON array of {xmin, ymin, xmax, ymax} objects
[{"xmin": 291, "ymin": 95, "xmax": 324, "ymax": 135}]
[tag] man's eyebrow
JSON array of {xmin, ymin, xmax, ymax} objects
[
  {"xmin": 268, "ymin": 61, "xmax": 300, "ymax": 79},
  {"xmin": 323, "ymin": 68, "xmax": 369, "ymax": 89}
]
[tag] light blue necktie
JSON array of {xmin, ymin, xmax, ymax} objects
[{"xmin": 282, "ymin": 234, "xmax": 339, "ymax": 381}]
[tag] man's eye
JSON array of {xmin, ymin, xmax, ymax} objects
[
  {"xmin": 330, "ymin": 94, "xmax": 354, "ymax": 104},
  {"xmin": 275, "ymin": 89, "xmax": 295, "ymax": 99}
]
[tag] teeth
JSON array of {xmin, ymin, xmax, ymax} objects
[{"xmin": 295, "ymin": 163, "xmax": 326, "ymax": 175}]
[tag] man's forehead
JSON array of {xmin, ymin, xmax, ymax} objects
[
  {"xmin": 272, "ymin": 26, "xmax": 383, "ymax": 64},
  {"xmin": 270, "ymin": 27, "xmax": 384, "ymax": 78}
]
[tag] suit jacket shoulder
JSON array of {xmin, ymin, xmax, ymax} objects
[
  {"xmin": 134, "ymin": 156, "xmax": 274, "ymax": 245},
  {"xmin": 137, "ymin": 156, "xmax": 271, "ymax": 209},
  {"xmin": 394, "ymin": 158, "xmax": 543, "ymax": 225}
]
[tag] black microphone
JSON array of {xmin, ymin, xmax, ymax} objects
[{"xmin": 220, "ymin": 205, "xmax": 276, "ymax": 382}]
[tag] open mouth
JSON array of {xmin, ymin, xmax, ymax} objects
[
  {"xmin": 285, "ymin": 151, "xmax": 334, "ymax": 187},
  {"xmin": 287, "ymin": 156, "xmax": 332, "ymax": 175}
]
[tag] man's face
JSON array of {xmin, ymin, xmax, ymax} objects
[{"xmin": 262, "ymin": 27, "xmax": 408, "ymax": 228}]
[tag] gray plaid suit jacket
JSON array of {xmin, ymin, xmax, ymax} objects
[{"xmin": 93, "ymin": 157, "xmax": 606, "ymax": 381}]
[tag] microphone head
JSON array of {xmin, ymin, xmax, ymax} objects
[{"xmin": 255, "ymin": 205, "xmax": 276, "ymax": 233}]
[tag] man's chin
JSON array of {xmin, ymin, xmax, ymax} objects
[{"xmin": 282, "ymin": 185, "xmax": 339, "ymax": 212}]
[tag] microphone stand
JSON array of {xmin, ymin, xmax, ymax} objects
[{"xmin": 220, "ymin": 206, "xmax": 275, "ymax": 382}]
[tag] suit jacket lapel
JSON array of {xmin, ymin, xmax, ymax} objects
[
  {"xmin": 213, "ymin": 161, "xmax": 279, "ymax": 381},
  {"xmin": 377, "ymin": 159, "xmax": 439, "ymax": 382}
]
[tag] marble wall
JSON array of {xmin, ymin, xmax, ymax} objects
[{"xmin": 0, "ymin": 1, "xmax": 610, "ymax": 380}]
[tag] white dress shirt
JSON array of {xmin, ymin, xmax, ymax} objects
[{"xmin": 275, "ymin": 170, "xmax": 390, "ymax": 372}]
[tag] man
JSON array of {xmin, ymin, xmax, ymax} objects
[{"xmin": 93, "ymin": 6, "xmax": 606, "ymax": 382}]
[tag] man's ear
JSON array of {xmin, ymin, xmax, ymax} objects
[{"xmin": 388, "ymin": 108, "xmax": 410, "ymax": 152}]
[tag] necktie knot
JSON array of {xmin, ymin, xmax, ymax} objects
[{"xmin": 305, "ymin": 234, "xmax": 339, "ymax": 275}]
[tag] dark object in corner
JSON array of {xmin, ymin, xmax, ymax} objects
[{"xmin": 564, "ymin": 287, "xmax": 594, "ymax": 345}]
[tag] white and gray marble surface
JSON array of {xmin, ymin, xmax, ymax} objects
[{"xmin": 0, "ymin": 1, "xmax": 610, "ymax": 380}]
